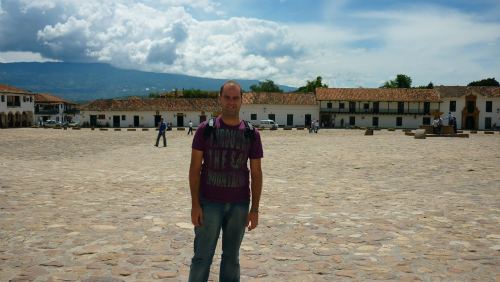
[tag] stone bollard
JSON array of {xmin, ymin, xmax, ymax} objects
[
  {"xmin": 364, "ymin": 128, "xmax": 373, "ymax": 135},
  {"xmin": 414, "ymin": 129, "xmax": 426, "ymax": 139}
]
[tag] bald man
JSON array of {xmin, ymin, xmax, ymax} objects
[{"xmin": 188, "ymin": 81, "xmax": 263, "ymax": 282}]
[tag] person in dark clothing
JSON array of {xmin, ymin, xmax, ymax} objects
[{"xmin": 155, "ymin": 118, "xmax": 167, "ymax": 147}]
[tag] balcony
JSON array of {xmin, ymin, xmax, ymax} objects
[
  {"xmin": 35, "ymin": 109, "xmax": 60, "ymax": 115},
  {"xmin": 320, "ymin": 108, "xmax": 434, "ymax": 115},
  {"xmin": 64, "ymin": 108, "xmax": 80, "ymax": 115}
]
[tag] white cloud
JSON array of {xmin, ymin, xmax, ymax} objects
[
  {"xmin": 270, "ymin": 5, "xmax": 500, "ymax": 87},
  {"xmin": 0, "ymin": 51, "xmax": 60, "ymax": 62},
  {"xmin": 0, "ymin": 0, "xmax": 499, "ymax": 88}
]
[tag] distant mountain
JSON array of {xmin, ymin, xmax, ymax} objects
[{"xmin": 0, "ymin": 62, "xmax": 295, "ymax": 102}]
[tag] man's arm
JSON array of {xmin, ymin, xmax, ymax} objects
[
  {"xmin": 189, "ymin": 149, "xmax": 204, "ymax": 226},
  {"xmin": 247, "ymin": 158, "xmax": 262, "ymax": 231}
]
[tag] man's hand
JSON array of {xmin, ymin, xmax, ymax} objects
[
  {"xmin": 246, "ymin": 211, "xmax": 259, "ymax": 231},
  {"xmin": 191, "ymin": 205, "xmax": 203, "ymax": 227}
]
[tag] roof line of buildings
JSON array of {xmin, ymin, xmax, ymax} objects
[{"xmin": 1, "ymin": 84, "xmax": 499, "ymax": 130}]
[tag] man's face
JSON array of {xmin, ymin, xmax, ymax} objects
[{"xmin": 219, "ymin": 84, "xmax": 242, "ymax": 117}]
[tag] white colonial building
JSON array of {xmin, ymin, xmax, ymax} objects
[
  {"xmin": 79, "ymin": 86, "xmax": 500, "ymax": 130},
  {"xmin": 80, "ymin": 97, "xmax": 220, "ymax": 127},
  {"xmin": 434, "ymin": 86, "xmax": 500, "ymax": 130},
  {"xmin": 34, "ymin": 93, "xmax": 80, "ymax": 125},
  {"xmin": 0, "ymin": 84, "xmax": 35, "ymax": 128},
  {"xmin": 80, "ymin": 93, "xmax": 318, "ymax": 128},
  {"xmin": 316, "ymin": 88, "xmax": 442, "ymax": 129},
  {"xmin": 241, "ymin": 92, "xmax": 317, "ymax": 127}
]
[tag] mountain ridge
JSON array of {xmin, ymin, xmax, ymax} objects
[{"xmin": 0, "ymin": 62, "xmax": 295, "ymax": 102}]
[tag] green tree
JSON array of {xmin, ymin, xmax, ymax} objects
[
  {"xmin": 467, "ymin": 77, "xmax": 499, "ymax": 86},
  {"xmin": 381, "ymin": 74, "xmax": 412, "ymax": 88},
  {"xmin": 182, "ymin": 89, "xmax": 218, "ymax": 98},
  {"xmin": 148, "ymin": 91, "xmax": 161, "ymax": 98},
  {"xmin": 249, "ymin": 79, "xmax": 283, "ymax": 92},
  {"xmin": 382, "ymin": 80, "xmax": 397, "ymax": 88},
  {"xmin": 415, "ymin": 82, "xmax": 434, "ymax": 89},
  {"xmin": 296, "ymin": 76, "xmax": 328, "ymax": 93}
]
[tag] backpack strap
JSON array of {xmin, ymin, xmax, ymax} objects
[
  {"xmin": 203, "ymin": 117, "xmax": 217, "ymax": 141},
  {"xmin": 243, "ymin": 120, "xmax": 256, "ymax": 142},
  {"xmin": 203, "ymin": 118, "xmax": 255, "ymax": 142}
]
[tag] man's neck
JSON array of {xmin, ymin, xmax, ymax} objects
[{"xmin": 220, "ymin": 114, "xmax": 240, "ymax": 126}]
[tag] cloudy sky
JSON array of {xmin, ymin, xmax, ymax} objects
[{"xmin": 1, "ymin": 0, "xmax": 499, "ymax": 88}]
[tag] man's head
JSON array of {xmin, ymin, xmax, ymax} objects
[
  {"xmin": 219, "ymin": 80, "xmax": 243, "ymax": 97},
  {"xmin": 161, "ymin": 118, "xmax": 164, "ymax": 122},
  {"xmin": 219, "ymin": 80, "xmax": 243, "ymax": 119}
]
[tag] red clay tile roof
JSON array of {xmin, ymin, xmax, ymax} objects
[
  {"xmin": 81, "ymin": 97, "xmax": 221, "ymax": 112},
  {"xmin": 243, "ymin": 92, "xmax": 317, "ymax": 105},
  {"xmin": 0, "ymin": 84, "xmax": 33, "ymax": 95},
  {"xmin": 435, "ymin": 86, "xmax": 500, "ymax": 98},
  {"xmin": 316, "ymin": 88, "xmax": 440, "ymax": 102},
  {"xmin": 34, "ymin": 93, "xmax": 75, "ymax": 104}
]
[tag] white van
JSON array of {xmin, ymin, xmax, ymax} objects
[{"xmin": 259, "ymin": 119, "xmax": 278, "ymax": 129}]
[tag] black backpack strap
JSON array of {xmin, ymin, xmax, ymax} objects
[
  {"xmin": 243, "ymin": 120, "xmax": 256, "ymax": 141},
  {"xmin": 203, "ymin": 117, "xmax": 217, "ymax": 141}
]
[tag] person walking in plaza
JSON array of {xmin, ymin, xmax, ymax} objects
[
  {"xmin": 155, "ymin": 117, "xmax": 167, "ymax": 147},
  {"xmin": 188, "ymin": 80, "xmax": 263, "ymax": 282},
  {"xmin": 447, "ymin": 112, "xmax": 454, "ymax": 126},
  {"xmin": 188, "ymin": 120, "xmax": 194, "ymax": 135}
]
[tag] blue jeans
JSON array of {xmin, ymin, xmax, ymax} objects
[{"xmin": 189, "ymin": 200, "xmax": 249, "ymax": 282}]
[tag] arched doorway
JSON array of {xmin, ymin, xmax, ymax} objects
[
  {"xmin": 0, "ymin": 112, "xmax": 5, "ymax": 128},
  {"xmin": 22, "ymin": 112, "xmax": 28, "ymax": 127},
  {"xmin": 27, "ymin": 111, "xmax": 34, "ymax": 126},
  {"xmin": 8, "ymin": 112, "xmax": 14, "ymax": 127},
  {"xmin": 15, "ymin": 112, "xmax": 22, "ymax": 127}
]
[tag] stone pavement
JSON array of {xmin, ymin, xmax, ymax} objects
[{"xmin": 0, "ymin": 128, "xmax": 499, "ymax": 281}]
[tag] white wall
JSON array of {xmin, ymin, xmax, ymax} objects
[
  {"xmin": 441, "ymin": 97, "xmax": 465, "ymax": 128},
  {"xmin": 80, "ymin": 110, "xmax": 216, "ymax": 127},
  {"xmin": 441, "ymin": 95, "xmax": 500, "ymax": 129},
  {"xmin": 477, "ymin": 95, "xmax": 500, "ymax": 129},
  {"xmin": 241, "ymin": 104, "xmax": 319, "ymax": 127},
  {"xmin": 319, "ymin": 100, "xmax": 440, "ymax": 113},
  {"xmin": 0, "ymin": 93, "xmax": 34, "ymax": 114},
  {"xmin": 331, "ymin": 114, "xmax": 430, "ymax": 128}
]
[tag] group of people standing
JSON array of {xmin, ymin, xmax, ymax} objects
[
  {"xmin": 432, "ymin": 112, "xmax": 457, "ymax": 134},
  {"xmin": 309, "ymin": 119, "xmax": 320, "ymax": 133}
]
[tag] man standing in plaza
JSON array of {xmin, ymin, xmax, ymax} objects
[
  {"xmin": 188, "ymin": 81, "xmax": 263, "ymax": 282},
  {"xmin": 155, "ymin": 117, "xmax": 167, "ymax": 147},
  {"xmin": 188, "ymin": 120, "xmax": 194, "ymax": 135}
]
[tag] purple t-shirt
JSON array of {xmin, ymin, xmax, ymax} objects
[{"xmin": 192, "ymin": 117, "xmax": 264, "ymax": 203}]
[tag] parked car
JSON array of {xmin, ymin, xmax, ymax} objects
[
  {"xmin": 259, "ymin": 119, "xmax": 279, "ymax": 129},
  {"xmin": 63, "ymin": 122, "xmax": 79, "ymax": 128},
  {"xmin": 43, "ymin": 120, "xmax": 61, "ymax": 128}
]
